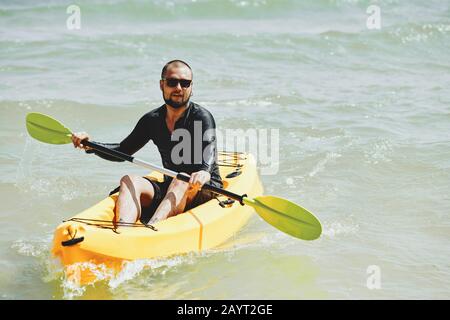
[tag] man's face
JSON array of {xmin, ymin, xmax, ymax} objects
[{"xmin": 160, "ymin": 65, "xmax": 193, "ymax": 109}]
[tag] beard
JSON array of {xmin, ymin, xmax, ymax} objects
[{"xmin": 164, "ymin": 95, "xmax": 190, "ymax": 109}]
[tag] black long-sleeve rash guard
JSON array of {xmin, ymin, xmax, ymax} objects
[{"xmin": 87, "ymin": 102, "xmax": 223, "ymax": 188}]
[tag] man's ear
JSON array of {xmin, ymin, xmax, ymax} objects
[{"xmin": 160, "ymin": 80, "xmax": 164, "ymax": 91}]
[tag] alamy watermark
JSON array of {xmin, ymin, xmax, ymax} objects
[
  {"xmin": 366, "ymin": 5, "xmax": 381, "ymax": 30},
  {"xmin": 66, "ymin": 5, "xmax": 81, "ymax": 30},
  {"xmin": 170, "ymin": 121, "xmax": 279, "ymax": 176},
  {"xmin": 366, "ymin": 265, "xmax": 382, "ymax": 290}
]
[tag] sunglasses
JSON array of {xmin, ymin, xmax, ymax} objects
[{"xmin": 163, "ymin": 78, "xmax": 192, "ymax": 88}]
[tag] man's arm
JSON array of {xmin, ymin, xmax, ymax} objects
[
  {"xmin": 188, "ymin": 110, "xmax": 218, "ymax": 189},
  {"xmin": 85, "ymin": 115, "xmax": 152, "ymax": 162}
]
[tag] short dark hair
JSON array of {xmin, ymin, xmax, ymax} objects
[{"xmin": 161, "ymin": 60, "xmax": 193, "ymax": 79}]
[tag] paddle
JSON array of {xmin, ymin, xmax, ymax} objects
[{"xmin": 26, "ymin": 112, "xmax": 322, "ymax": 240}]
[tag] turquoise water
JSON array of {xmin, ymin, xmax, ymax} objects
[{"xmin": 1, "ymin": 0, "xmax": 449, "ymax": 299}]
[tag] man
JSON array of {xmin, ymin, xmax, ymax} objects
[{"xmin": 72, "ymin": 60, "xmax": 222, "ymax": 226}]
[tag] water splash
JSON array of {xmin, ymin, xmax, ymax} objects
[
  {"xmin": 108, "ymin": 254, "xmax": 199, "ymax": 289},
  {"xmin": 12, "ymin": 238, "xmax": 49, "ymax": 257},
  {"xmin": 14, "ymin": 138, "xmax": 106, "ymax": 202},
  {"xmin": 14, "ymin": 137, "xmax": 35, "ymax": 189},
  {"xmin": 61, "ymin": 274, "xmax": 87, "ymax": 299}
]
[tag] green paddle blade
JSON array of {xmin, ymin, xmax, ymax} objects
[
  {"xmin": 243, "ymin": 195, "xmax": 322, "ymax": 240},
  {"xmin": 26, "ymin": 112, "xmax": 72, "ymax": 144}
]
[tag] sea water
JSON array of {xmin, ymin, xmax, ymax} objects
[{"xmin": 0, "ymin": 0, "xmax": 449, "ymax": 299}]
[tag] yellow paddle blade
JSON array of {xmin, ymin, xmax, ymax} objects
[
  {"xmin": 26, "ymin": 113, "xmax": 72, "ymax": 144},
  {"xmin": 243, "ymin": 196, "xmax": 322, "ymax": 240}
]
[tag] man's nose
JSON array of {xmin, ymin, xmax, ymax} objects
[{"xmin": 174, "ymin": 82, "xmax": 182, "ymax": 90}]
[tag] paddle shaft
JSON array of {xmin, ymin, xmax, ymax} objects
[{"xmin": 82, "ymin": 140, "xmax": 246, "ymax": 204}]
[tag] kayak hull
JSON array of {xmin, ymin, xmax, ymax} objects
[{"xmin": 51, "ymin": 152, "xmax": 263, "ymax": 284}]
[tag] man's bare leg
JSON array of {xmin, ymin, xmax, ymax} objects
[
  {"xmin": 116, "ymin": 175, "xmax": 156, "ymax": 223},
  {"xmin": 147, "ymin": 177, "xmax": 198, "ymax": 225}
]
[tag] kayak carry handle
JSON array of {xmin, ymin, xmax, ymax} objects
[{"xmin": 61, "ymin": 236, "xmax": 85, "ymax": 247}]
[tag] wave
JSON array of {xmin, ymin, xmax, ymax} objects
[
  {"xmin": 0, "ymin": 0, "xmax": 390, "ymax": 18},
  {"xmin": 2, "ymin": 0, "xmax": 447, "ymax": 33}
]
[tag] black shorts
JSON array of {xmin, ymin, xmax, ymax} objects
[{"xmin": 109, "ymin": 177, "xmax": 217, "ymax": 225}]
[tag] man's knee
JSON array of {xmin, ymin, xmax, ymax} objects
[
  {"xmin": 119, "ymin": 175, "xmax": 153, "ymax": 195},
  {"xmin": 120, "ymin": 174, "xmax": 140, "ymax": 185}
]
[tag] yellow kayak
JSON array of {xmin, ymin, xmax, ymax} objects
[{"xmin": 52, "ymin": 152, "xmax": 263, "ymax": 284}]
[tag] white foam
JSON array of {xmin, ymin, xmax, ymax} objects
[
  {"xmin": 108, "ymin": 254, "xmax": 198, "ymax": 288},
  {"xmin": 11, "ymin": 239, "xmax": 47, "ymax": 257},
  {"xmin": 322, "ymin": 221, "xmax": 359, "ymax": 238}
]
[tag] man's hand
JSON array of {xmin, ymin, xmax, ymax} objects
[
  {"xmin": 188, "ymin": 170, "xmax": 211, "ymax": 192},
  {"xmin": 71, "ymin": 132, "xmax": 92, "ymax": 150}
]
